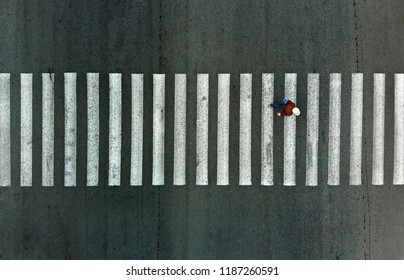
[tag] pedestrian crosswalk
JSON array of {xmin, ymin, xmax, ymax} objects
[{"xmin": 0, "ymin": 72, "xmax": 403, "ymax": 186}]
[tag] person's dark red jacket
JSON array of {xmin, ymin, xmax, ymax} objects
[{"xmin": 280, "ymin": 100, "xmax": 297, "ymax": 116}]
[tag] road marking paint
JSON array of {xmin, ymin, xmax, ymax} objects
[
  {"xmin": 196, "ymin": 74, "xmax": 209, "ymax": 185},
  {"xmin": 130, "ymin": 74, "xmax": 144, "ymax": 186},
  {"xmin": 0, "ymin": 74, "xmax": 11, "ymax": 186},
  {"xmin": 394, "ymin": 74, "xmax": 404, "ymax": 185},
  {"xmin": 173, "ymin": 74, "xmax": 187, "ymax": 185},
  {"xmin": 328, "ymin": 73, "xmax": 341, "ymax": 185},
  {"xmin": 217, "ymin": 74, "xmax": 230, "ymax": 185},
  {"xmin": 153, "ymin": 74, "xmax": 165, "ymax": 185},
  {"xmin": 87, "ymin": 73, "xmax": 99, "ymax": 186},
  {"xmin": 349, "ymin": 73, "xmax": 363, "ymax": 185},
  {"xmin": 4, "ymin": 72, "xmax": 403, "ymax": 187},
  {"xmin": 239, "ymin": 74, "xmax": 252, "ymax": 185},
  {"xmin": 108, "ymin": 74, "xmax": 122, "ymax": 186},
  {"xmin": 261, "ymin": 73, "xmax": 274, "ymax": 186},
  {"xmin": 372, "ymin": 74, "xmax": 385, "ymax": 185},
  {"xmin": 306, "ymin": 74, "xmax": 320, "ymax": 186},
  {"xmin": 42, "ymin": 73, "xmax": 54, "ymax": 186},
  {"xmin": 283, "ymin": 73, "xmax": 297, "ymax": 186},
  {"xmin": 64, "ymin": 73, "xmax": 77, "ymax": 186},
  {"xmin": 21, "ymin": 74, "xmax": 33, "ymax": 186}
]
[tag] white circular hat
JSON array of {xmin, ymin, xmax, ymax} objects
[{"xmin": 292, "ymin": 107, "xmax": 300, "ymax": 116}]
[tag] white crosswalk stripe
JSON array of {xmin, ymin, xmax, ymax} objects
[
  {"xmin": 153, "ymin": 74, "xmax": 165, "ymax": 186},
  {"xmin": 21, "ymin": 74, "xmax": 33, "ymax": 187},
  {"xmin": 196, "ymin": 74, "xmax": 209, "ymax": 185},
  {"xmin": 261, "ymin": 73, "xmax": 274, "ymax": 186},
  {"xmin": 284, "ymin": 73, "xmax": 297, "ymax": 186},
  {"xmin": 42, "ymin": 73, "xmax": 54, "ymax": 186},
  {"xmin": 173, "ymin": 74, "xmax": 187, "ymax": 185},
  {"xmin": 0, "ymin": 73, "xmax": 11, "ymax": 186},
  {"xmin": 372, "ymin": 74, "xmax": 385, "ymax": 185},
  {"xmin": 306, "ymin": 74, "xmax": 320, "ymax": 186},
  {"xmin": 1, "ymin": 72, "xmax": 404, "ymax": 186},
  {"xmin": 239, "ymin": 73, "xmax": 252, "ymax": 185},
  {"xmin": 109, "ymin": 74, "xmax": 122, "ymax": 186},
  {"xmin": 131, "ymin": 74, "xmax": 144, "ymax": 186},
  {"xmin": 64, "ymin": 73, "xmax": 77, "ymax": 187},
  {"xmin": 217, "ymin": 74, "xmax": 230, "ymax": 186},
  {"xmin": 328, "ymin": 73, "xmax": 341, "ymax": 186},
  {"xmin": 87, "ymin": 73, "xmax": 99, "ymax": 186},
  {"xmin": 394, "ymin": 74, "xmax": 404, "ymax": 185},
  {"xmin": 350, "ymin": 73, "xmax": 363, "ymax": 185}
]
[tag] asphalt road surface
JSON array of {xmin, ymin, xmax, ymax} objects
[{"xmin": 1, "ymin": 0, "xmax": 404, "ymax": 259}]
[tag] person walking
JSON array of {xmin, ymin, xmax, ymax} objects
[{"xmin": 271, "ymin": 98, "xmax": 300, "ymax": 117}]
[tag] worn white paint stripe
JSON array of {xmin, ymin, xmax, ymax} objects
[
  {"xmin": 21, "ymin": 74, "xmax": 33, "ymax": 186},
  {"xmin": 394, "ymin": 74, "xmax": 404, "ymax": 185},
  {"xmin": 87, "ymin": 73, "xmax": 99, "ymax": 186},
  {"xmin": 0, "ymin": 74, "xmax": 11, "ymax": 186},
  {"xmin": 261, "ymin": 74, "xmax": 274, "ymax": 186},
  {"xmin": 153, "ymin": 74, "xmax": 165, "ymax": 185},
  {"xmin": 108, "ymin": 74, "xmax": 122, "ymax": 186},
  {"xmin": 196, "ymin": 74, "xmax": 209, "ymax": 185},
  {"xmin": 64, "ymin": 73, "xmax": 77, "ymax": 187},
  {"xmin": 306, "ymin": 74, "xmax": 320, "ymax": 186},
  {"xmin": 217, "ymin": 74, "xmax": 230, "ymax": 185},
  {"xmin": 349, "ymin": 73, "xmax": 363, "ymax": 185},
  {"xmin": 283, "ymin": 73, "xmax": 297, "ymax": 186},
  {"xmin": 372, "ymin": 74, "xmax": 385, "ymax": 185},
  {"xmin": 173, "ymin": 74, "xmax": 186, "ymax": 185},
  {"xmin": 327, "ymin": 74, "xmax": 341, "ymax": 186},
  {"xmin": 239, "ymin": 74, "xmax": 252, "ymax": 185},
  {"xmin": 42, "ymin": 73, "xmax": 54, "ymax": 186},
  {"xmin": 131, "ymin": 74, "xmax": 143, "ymax": 186}
]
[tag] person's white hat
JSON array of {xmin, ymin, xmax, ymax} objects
[{"xmin": 292, "ymin": 107, "xmax": 300, "ymax": 116}]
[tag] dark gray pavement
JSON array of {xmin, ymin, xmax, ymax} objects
[{"xmin": 1, "ymin": 0, "xmax": 404, "ymax": 259}]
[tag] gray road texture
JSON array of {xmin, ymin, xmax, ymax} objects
[{"xmin": 0, "ymin": 0, "xmax": 404, "ymax": 259}]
